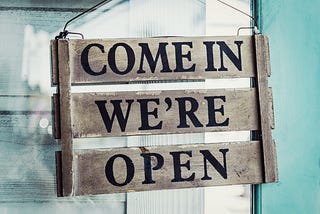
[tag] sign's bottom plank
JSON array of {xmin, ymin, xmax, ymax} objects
[{"xmin": 58, "ymin": 141, "xmax": 263, "ymax": 196}]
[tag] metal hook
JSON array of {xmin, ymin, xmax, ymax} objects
[
  {"xmin": 237, "ymin": 26, "xmax": 260, "ymax": 36},
  {"xmin": 55, "ymin": 31, "xmax": 84, "ymax": 40},
  {"xmin": 67, "ymin": 31, "xmax": 85, "ymax": 39}
]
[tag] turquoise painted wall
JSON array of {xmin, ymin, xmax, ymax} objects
[{"xmin": 257, "ymin": 1, "xmax": 320, "ymax": 213}]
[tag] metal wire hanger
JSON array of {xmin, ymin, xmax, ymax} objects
[
  {"xmin": 55, "ymin": 0, "xmax": 113, "ymax": 39},
  {"xmin": 55, "ymin": 0, "xmax": 259, "ymax": 39}
]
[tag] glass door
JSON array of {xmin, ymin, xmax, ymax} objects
[{"xmin": 0, "ymin": 0, "xmax": 253, "ymax": 213}]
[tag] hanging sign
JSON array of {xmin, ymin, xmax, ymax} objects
[{"xmin": 51, "ymin": 35, "xmax": 278, "ymax": 197}]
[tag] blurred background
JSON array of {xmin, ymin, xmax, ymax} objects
[{"xmin": 0, "ymin": 0, "xmax": 253, "ymax": 213}]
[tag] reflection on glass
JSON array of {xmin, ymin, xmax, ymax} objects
[
  {"xmin": 0, "ymin": 0, "xmax": 252, "ymax": 213},
  {"xmin": 205, "ymin": 1, "xmax": 251, "ymax": 214}
]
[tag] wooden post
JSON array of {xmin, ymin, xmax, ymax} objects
[
  {"xmin": 254, "ymin": 35, "xmax": 278, "ymax": 183},
  {"xmin": 57, "ymin": 40, "xmax": 74, "ymax": 196}
]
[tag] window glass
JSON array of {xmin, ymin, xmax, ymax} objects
[
  {"xmin": 205, "ymin": 1, "xmax": 251, "ymax": 213},
  {"xmin": 0, "ymin": 0, "xmax": 251, "ymax": 213}
]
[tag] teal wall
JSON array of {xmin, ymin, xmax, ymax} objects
[{"xmin": 256, "ymin": 1, "xmax": 320, "ymax": 213}]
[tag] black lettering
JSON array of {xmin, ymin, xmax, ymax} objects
[
  {"xmin": 105, "ymin": 154, "xmax": 134, "ymax": 186},
  {"xmin": 205, "ymin": 96, "xmax": 229, "ymax": 127},
  {"xmin": 95, "ymin": 99, "xmax": 134, "ymax": 132},
  {"xmin": 141, "ymin": 153, "xmax": 164, "ymax": 184},
  {"xmin": 108, "ymin": 43, "xmax": 135, "ymax": 75},
  {"xmin": 137, "ymin": 98, "xmax": 163, "ymax": 130},
  {"xmin": 170, "ymin": 151, "xmax": 195, "ymax": 182},
  {"xmin": 175, "ymin": 97, "xmax": 203, "ymax": 128},
  {"xmin": 137, "ymin": 43, "xmax": 172, "ymax": 73},
  {"xmin": 81, "ymin": 43, "xmax": 106, "ymax": 76},
  {"xmin": 217, "ymin": 41, "xmax": 243, "ymax": 71},
  {"xmin": 172, "ymin": 42, "xmax": 195, "ymax": 72},
  {"xmin": 200, "ymin": 149, "xmax": 229, "ymax": 180},
  {"xmin": 203, "ymin": 41, "xmax": 218, "ymax": 71}
]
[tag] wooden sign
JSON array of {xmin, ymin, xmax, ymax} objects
[{"xmin": 51, "ymin": 35, "xmax": 278, "ymax": 197}]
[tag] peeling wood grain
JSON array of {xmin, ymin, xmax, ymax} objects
[{"xmin": 268, "ymin": 87, "xmax": 275, "ymax": 129}]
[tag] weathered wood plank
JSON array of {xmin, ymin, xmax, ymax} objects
[
  {"xmin": 62, "ymin": 36, "xmax": 256, "ymax": 84},
  {"xmin": 50, "ymin": 40, "xmax": 58, "ymax": 86},
  {"xmin": 52, "ymin": 94, "xmax": 60, "ymax": 139},
  {"xmin": 72, "ymin": 141, "xmax": 263, "ymax": 195},
  {"xmin": 70, "ymin": 89, "xmax": 259, "ymax": 138},
  {"xmin": 254, "ymin": 35, "xmax": 278, "ymax": 183},
  {"xmin": 57, "ymin": 39, "xmax": 74, "ymax": 196},
  {"xmin": 55, "ymin": 151, "xmax": 62, "ymax": 197}
]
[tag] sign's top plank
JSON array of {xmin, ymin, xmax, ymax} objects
[{"xmin": 61, "ymin": 36, "xmax": 255, "ymax": 84}]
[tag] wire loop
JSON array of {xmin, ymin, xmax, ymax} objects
[
  {"xmin": 55, "ymin": 0, "xmax": 259, "ymax": 39},
  {"xmin": 216, "ymin": 0, "xmax": 260, "ymax": 35}
]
